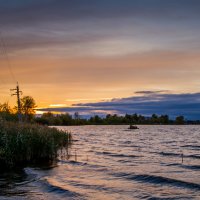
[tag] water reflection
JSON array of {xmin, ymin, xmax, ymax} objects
[{"xmin": 0, "ymin": 125, "xmax": 200, "ymax": 199}]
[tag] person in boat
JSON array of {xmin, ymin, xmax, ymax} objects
[{"xmin": 129, "ymin": 125, "xmax": 139, "ymax": 129}]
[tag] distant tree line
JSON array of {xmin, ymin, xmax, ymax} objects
[
  {"xmin": 1, "ymin": 97, "xmax": 200, "ymax": 125},
  {"xmin": 34, "ymin": 112, "xmax": 194, "ymax": 125}
]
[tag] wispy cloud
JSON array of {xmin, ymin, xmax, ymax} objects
[
  {"xmin": 66, "ymin": 98, "xmax": 112, "ymax": 103},
  {"xmin": 135, "ymin": 90, "xmax": 170, "ymax": 95},
  {"xmin": 49, "ymin": 104, "xmax": 67, "ymax": 107}
]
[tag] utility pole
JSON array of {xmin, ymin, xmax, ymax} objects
[{"xmin": 11, "ymin": 82, "xmax": 22, "ymax": 122}]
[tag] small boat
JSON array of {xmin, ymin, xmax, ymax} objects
[{"xmin": 129, "ymin": 125, "xmax": 139, "ymax": 129}]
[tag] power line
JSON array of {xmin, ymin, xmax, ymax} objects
[
  {"xmin": 0, "ymin": 35, "xmax": 7, "ymax": 86},
  {"xmin": 0, "ymin": 31, "xmax": 17, "ymax": 84}
]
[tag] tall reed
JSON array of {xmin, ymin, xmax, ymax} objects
[{"xmin": 0, "ymin": 121, "xmax": 72, "ymax": 169}]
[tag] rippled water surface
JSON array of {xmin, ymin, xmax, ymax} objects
[{"xmin": 1, "ymin": 125, "xmax": 200, "ymax": 199}]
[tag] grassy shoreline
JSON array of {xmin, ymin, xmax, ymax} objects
[{"xmin": 0, "ymin": 121, "xmax": 72, "ymax": 170}]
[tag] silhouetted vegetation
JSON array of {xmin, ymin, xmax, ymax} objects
[
  {"xmin": 0, "ymin": 96, "xmax": 36, "ymax": 123},
  {"xmin": 175, "ymin": 116, "xmax": 185, "ymax": 125},
  {"xmin": 34, "ymin": 112, "xmax": 199, "ymax": 125},
  {"xmin": 0, "ymin": 102, "xmax": 18, "ymax": 122},
  {"xmin": 0, "ymin": 121, "xmax": 72, "ymax": 170},
  {"xmin": 20, "ymin": 96, "xmax": 37, "ymax": 122}
]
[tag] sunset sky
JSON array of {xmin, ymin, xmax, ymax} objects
[{"xmin": 1, "ymin": 0, "xmax": 200, "ymax": 119}]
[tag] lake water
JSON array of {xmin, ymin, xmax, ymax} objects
[{"xmin": 0, "ymin": 125, "xmax": 200, "ymax": 199}]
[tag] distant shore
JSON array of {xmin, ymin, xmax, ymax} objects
[{"xmin": 35, "ymin": 112, "xmax": 200, "ymax": 126}]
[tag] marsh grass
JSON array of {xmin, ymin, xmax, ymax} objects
[{"xmin": 0, "ymin": 121, "xmax": 72, "ymax": 169}]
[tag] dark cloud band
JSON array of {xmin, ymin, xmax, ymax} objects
[{"xmin": 38, "ymin": 92, "xmax": 200, "ymax": 120}]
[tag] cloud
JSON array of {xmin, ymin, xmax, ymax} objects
[
  {"xmin": 1, "ymin": 0, "xmax": 200, "ymax": 25},
  {"xmin": 1, "ymin": 1, "xmax": 200, "ymax": 109},
  {"xmin": 37, "ymin": 92, "xmax": 200, "ymax": 120},
  {"xmin": 1, "ymin": 0, "xmax": 200, "ymax": 56},
  {"xmin": 134, "ymin": 90, "xmax": 170, "ymax": 95}
]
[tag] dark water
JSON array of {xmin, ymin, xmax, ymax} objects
[{"xmin": 0, "ymin": 125, "xmax": 200, "ymax": 199}]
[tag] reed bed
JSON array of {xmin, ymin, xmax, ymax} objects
[{"xmin": 0, "ymin": 121, "xmax": 72, "ymax": 169}]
